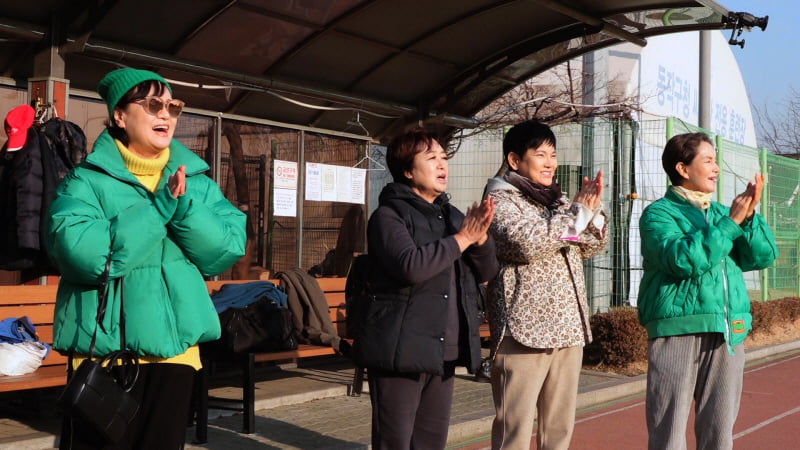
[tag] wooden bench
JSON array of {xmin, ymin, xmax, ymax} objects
[
  {"xmin": 0, "ymin": 284, "xmax": 66, "ymax": 393},
  {"xmin": 0, "ymin": 278, "xmax": 489, "ymax": 445},
  {"xmin": 194, "ymin": 277, "xmax": 491, "ymax": 443},
  {"xmin": 194, "ymin": 277, "xmax": 351, "ymax": 443},
  {"xmin": 0, "ymin": 278, "xmax": 351, "ymax": 444}
]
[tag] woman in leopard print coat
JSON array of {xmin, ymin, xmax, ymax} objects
[{"xmin": 485, "ymin": 121, "xmax": 608, "ymax": 450}]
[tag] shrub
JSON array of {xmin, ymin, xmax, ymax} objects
[
  {"xmin": 750, "ymin": 300, "xmax": 778, "ymax": 333},
  {"xmin": 752, "ymin": 297, "xmax": 800, "ymax": 335},
  {"xmin": 587, "ymin": 297, "xmax": 800, "ymax": 372},
  {"xmin": 586, "ymin": 308, "xmax": 647, "ymax": 368},
  {"xmin": 777, "ymin": 297, "xmax": 800, "ymax": 321}
]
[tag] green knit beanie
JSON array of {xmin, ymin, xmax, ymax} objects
[{"xmin": 98, "ymin": 68, "xmax": 172, "ymax": 117}]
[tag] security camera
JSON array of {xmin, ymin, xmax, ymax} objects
[
  {"xmin": 727, "ymin": 12, "xmax": 769, "ymax": 48},
  {"xmin": 736, "ymin": 12, "xmax": 769, "ymax": 31}
]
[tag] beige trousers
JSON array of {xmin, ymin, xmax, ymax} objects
[{"xmin": 490, "ymin": 338, "xmax": 583, "ymax": 450}]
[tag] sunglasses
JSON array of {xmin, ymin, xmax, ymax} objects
[{"xmin": 133, "ymin": 96, "xmax": 185, "ymax": 118}]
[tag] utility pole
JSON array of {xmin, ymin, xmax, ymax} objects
[{"xmin": 698, "ymin": 31, "xmax": 712, "ymax": 129}]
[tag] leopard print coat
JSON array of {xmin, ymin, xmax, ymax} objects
[{"xmin": 486, "ymin": 178, "xmax": 608, "ymax": 352}]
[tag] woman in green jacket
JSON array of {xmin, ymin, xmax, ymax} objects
[
  {"xmin": 638, "ymin": 132, "xmax": 777, "ymax": 450},
  {"xmin": 47, "ymin": 68, "xmax": 247, "ymax": 449}
]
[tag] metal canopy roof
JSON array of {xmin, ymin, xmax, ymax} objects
[{"xmin": 0, "ymin": 1, "xmax": 753, "ymax": 141}]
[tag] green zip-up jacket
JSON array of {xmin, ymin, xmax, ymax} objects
[
  {"xmin": 46, "ymin": 131, "xmax": 247, "ymax": 358},
  {"xmin": 638, "ymin": 188, "xmax": 777, "ymax": 347}
]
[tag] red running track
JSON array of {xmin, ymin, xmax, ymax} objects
[{"xmin": 456, "ymin": 351, "xmax": 800, "ymax": 449}]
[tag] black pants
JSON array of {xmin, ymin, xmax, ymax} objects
[
  {"xmin": 368, "ymin": 362, "xmax": 456, "ymax": 450},
  {"xmin": 59, "ymin": 363, "xmax": 195, "ymax": 450}
]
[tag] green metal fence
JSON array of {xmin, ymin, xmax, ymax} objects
[
  {"xmin": 441, "ymin": 117, "xmax": 799, "ymax": 312},
  {"xmin": 763, "ymin": 152, "xmax": 800, "ymax": 299},
  {"xmin": 666, "ymin": 117, "xmax": 797, "ymax": 302},
  {"xmin": 176, "ymin": 111, "xmax": 799, "ymax": 303}
]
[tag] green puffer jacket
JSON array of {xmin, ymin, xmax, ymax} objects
[
  {"xmin": 638, "ymin": 188, "xmax": 778, "ymax": 347},
  {"xmin": 46, "ymin": 130, "xmax": 247, "ymax": 358}
]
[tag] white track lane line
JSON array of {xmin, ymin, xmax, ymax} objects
[
  {"xmin": 574, "ymin": 354, "xmax": 800, "ymax": 426},
  {"xmin": 744, "ymin": 353, "xmax": 800, "ymax": 374},
  {"xmin": 575, "ymin": 402, "xmax": 646, "ymax": 424},
  {"xmin": 733, "ymin": 406, "xmax": 800, "ymax": 439}
]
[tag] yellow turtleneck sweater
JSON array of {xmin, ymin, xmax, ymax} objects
[
  {"xmin": 72, "ymin": 140, "xmax": 201, "ymax": 371},
  {"xmin": 116, "ymin": 139, "xmax": 170, "ymax": 191}
]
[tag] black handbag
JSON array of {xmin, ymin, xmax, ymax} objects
[
  {"xmin": 207, "ymin": 297, "xmax": 298, "ymax": 355},
  {"xmin": 344, "ymin": 254, "xmax": 372, "ymax": 340},
  {"xmin": 56, "ymin": 254, "xmax": 140, "ymax": 444}
]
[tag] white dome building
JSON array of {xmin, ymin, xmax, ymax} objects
[
  {"xmin": 440, "ymin": 30, "xmax": 763, "ymax": 311},
  {"xmin": 615, "ymin": 30, "xmax": 756, "ymax": 146}
]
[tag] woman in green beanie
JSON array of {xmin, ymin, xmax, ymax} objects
[{"xmin": 47, "ymin": 67, "xmax": 247, "ymax": 449}]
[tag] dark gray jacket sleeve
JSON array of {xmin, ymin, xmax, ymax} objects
[
  {"xmin": 464, "ymin": 236, "xmax": 499, "ymax": 283},
  {"xmin": 368, "ymin": 206, "xmax": 462, "ymax": 285}
]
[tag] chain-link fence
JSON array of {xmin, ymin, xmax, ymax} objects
[
  {"xmin": 60, "ymin": 94, "xmax": 372, "ymax": 280},
  {"xmin": 445, "ymin": 117, "xmax": 798, "ymax": 313},
  {"xmin": 61, "ymin": 90, "xmax": 798, "ymax": 298},
  {"xmin": 175, "ymin": 115, "xmax": 371, "ymax": 279},
  {"xmin": 764, "ymin": 152, "xmax": 800, "ymax": 300},
  {"xmin": 666, "ymin": 118, "xmax": 791, "ymax": 302}
]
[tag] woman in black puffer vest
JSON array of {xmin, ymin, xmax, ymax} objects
[{"xmin": 354, "ymin": 128, "xmax": 498, "ymax": 449}]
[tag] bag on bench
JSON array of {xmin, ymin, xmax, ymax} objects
[
  {"xmin": 209, "ymin": 297, "xmax": 298, "ymax": 354},
  {"xmin": 0, "ymin": 316, "xmax": 51, "ymax": 376}
]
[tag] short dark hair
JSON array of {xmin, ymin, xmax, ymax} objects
[
  {"xmin": 105, "ymin": 80, "xmax": 170, "ymax": 147},
  {"xmin": 386, "ymin": 128, "xmax": 440, "ymax": 185},
  {"xmin": 502, "ymin": 120, "xmax": 556, "ymax": 161},
  {"xmin": 662, "ymin": 132, "xmax": 714, "ymax": 185}
]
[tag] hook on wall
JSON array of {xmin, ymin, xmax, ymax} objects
[
  {"xmin": 343, "ymin": 111, "xmax": 370, "ymax": 136},
  {"xmin": 32, "ymin": 95, "xmax": 54, "ymax": 124}
]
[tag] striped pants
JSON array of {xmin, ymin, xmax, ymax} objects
[{"xmin": 646, "ymin": 333, "xmax": 745, "ymax": 450}]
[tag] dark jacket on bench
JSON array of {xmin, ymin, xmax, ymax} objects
[
  {"xmin": 277, "ymin": 269, "xmax": 341, "ymax": 351},
  {"xmin": 355, "ymin": 183, "xmax": 498, "ymax": 375}
]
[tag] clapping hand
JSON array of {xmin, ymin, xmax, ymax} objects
[
  {"xmin": 730, "ymin": 174, "xmax": 764, "ymax": 224},
  {"xmin": 747, "ymin": 174, "xmax": 765, "ymax": 218},
  {"xmin": 168, "ymin": 165, "xmax": 187, "ymax": 198},
  {"xmin": 573, "ymin": 170, "xmax": 603, "ymax": 210},
  {"xmin": 455, "ymin": 197, "xmax": 495, "ymax": 250}
]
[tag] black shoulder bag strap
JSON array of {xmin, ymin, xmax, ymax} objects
[{"xmin": 84, "ymin": 252, "xmax": 138, "ymax": 391}]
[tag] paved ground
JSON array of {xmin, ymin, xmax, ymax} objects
[
  {"xmin": 455, "ymin": 347, "xmax": 800, "ymax": 449},
  {"xmin": 1, "ymin": 340, "xmax": 798, "ymax": 450},
  {"xmin": 188, "ymin": 365, "xmax": 627, "ymax": 450}
]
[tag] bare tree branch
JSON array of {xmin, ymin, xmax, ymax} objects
[
  {"xmin": 754, "ymin": 87, "xmax": 800, "ymax": 154},
  {"xmin": 450, "ymin": 61, "xmax": 642, "ymax": 148}
]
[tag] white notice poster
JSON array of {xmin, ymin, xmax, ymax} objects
[
  {"xmin": 303, "ymin": 163, "xmax": 366, "ymax": 204},
  {"xmin": 273, "ymin": 188, "xmax": 297, "ymax": 217},
  {"xmin": 350, "ymin": 168, "xmax": 366, "ymax": 204},
  {"xmin": 274, "ymin": 160, "xmax": 298, "ymax": 190},
  {"xmin": 321, "ymin": 164, "xmax": 337, "ymax": 201},
  {"xmin": 336, "ymin": 166, "xmax": 352, "ymax": 203},
  {"xmin": 305, "ymin": 162, "xmax": 322, "ymax": 201}
]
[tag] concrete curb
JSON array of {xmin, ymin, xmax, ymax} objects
[
  {"xmin": 447, "ymin": 416, "xmax": 494, "ymax": 446},
  {"xmin": 576, "ymin": 373, "xmax": 647, "ymax": 411},
  {"xmin": 252, "ymin": 385, "xmax": 348, "ymax": 412},
  {"xmin": 744, "ymin": 339, "xmax": 800, "ymax": 362},
  {"xmin": 0, "ymin": 435, "xmax": 57, "ymax": 450}
]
